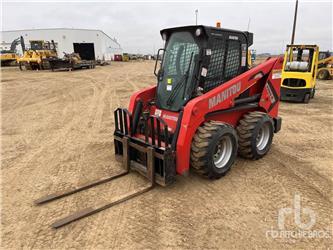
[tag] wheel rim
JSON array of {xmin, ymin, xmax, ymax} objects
[
  {"xmin": 256, "ymin": 123, "xmax": 270, "ymax": 151},
  {"xmin": 213, "ymin": 135, "xmax": 233, "ymax": 168},
  {"xmin": 318, "ymin": 71, "xmax": 326, "ymax": 79}
]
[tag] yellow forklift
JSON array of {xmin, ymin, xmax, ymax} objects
[
  {"xmin": 281, "ymin": 44, "xmax": 319, "ymax": 103},
  {"xmin": 17, "ymin": 36, "xmax": 58, "ymax": 70}
]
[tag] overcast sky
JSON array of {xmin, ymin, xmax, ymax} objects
[{"xmin": 2, "ymin": 0, "xmax": 332, "ymax": 54}]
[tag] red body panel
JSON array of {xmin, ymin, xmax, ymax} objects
[{"xmin": 126, "ymin": 57, "xmax": 284, "ymax": 175}]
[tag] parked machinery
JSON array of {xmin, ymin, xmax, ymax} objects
[
  {"xmin": 317, "ymin": 51, "xmax": 333, "ymax": 80},
  {"xmin": 122, "ymin": 53, "xmax": 130, "ymax": 62},
  {"xmin": 17, "ymin": 36, "xmax": 58, "ymax": 70},
  {"xmin": 36, "ymin": 25, "xmax": 283, "ymax": 228},
  {"xmin": 0, "ymin": 37, "xmax": 20, "ymax": 66},
  {"xmin": 281, "ymin": 44, "xmax": 319, "ymax": 103},
  {"xmin": 48, "ymin": 52, "xmax": 96, "ymax": 71},
  {"xmin": 114, "ymin": 54, "xmax": 123, "ymax": 61}
]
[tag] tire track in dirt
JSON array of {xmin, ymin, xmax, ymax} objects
[
  {"xmin": 77, "ymin": 69, "xmax": 150, "ymax": 246},
  {"xmin": 27, "ymin": 68, "xmax": 136, "ymax": 246},
  {"xmin": 107, "ymin": 66, "xmax": 162, "ymax": 247},
  {"xmin": 2, "ymin": 88, "xmax": 32, "ymax": 125},
  {"xmin": 2, "ymin": 80, "xmax": 82, "ymax": 172},
  {"xmin": 2, "ymin": 67, "xmax": 128, "ymax": 248},
  {"xmin": 1, "ymin": 81, "xmax": 78, "ymax": 169},
  {"xmin": 90, "ymin": 76, "xmax": 110, "ymax": 134},
  {"xmin": 254, "ymin": 150, "xmax": 332, "ymax": 240},
  {"xmin": 125, "ymin": 70, "xmax": 140, "ymax": 91},
  {"xmin": 66, "ymin": 75, "xmax": 111, "ymax": 180},
  {"xmin": 271, "ymin": 149, "xmax": 332, "ymax": 203},
  {"xmin": 1, "ymin": 78, "xmax": 93, "ymax": 248},
  {"xmin": 23, "ymin": 74, "xmax": 125, "ymax": 248},
  {"xmin": 77, "ymin": 66, "xmax": 156, "ymax": 248}
]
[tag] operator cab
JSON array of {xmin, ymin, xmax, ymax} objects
[
  {"xmin": 29, "ymin": 40, "xmax": 56, "ymax": 51},
  {"xmin": 30, "ymin": 40, "xmax": 45, "ymax": 50},
  {"xmin": 154, "ymin": 25, "xmax": 253, "ymax": 111},
  {"xmin": 318, "ymin": 51, "xmax": 332, "ymax": 61}
]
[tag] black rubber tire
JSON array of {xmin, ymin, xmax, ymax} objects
[
  {"xmin": 310, "ymin": 88, "xmax": 315, "ymax": 99},
  {"xmin": 318, "ymin": 69, "xmax": 329, "ymax": 80},
  {"xmin": 190, "ymin": 121, "xmax": 238, "ymax": 179},
  {"xmin": 303, "ymin": 93, "xmax": 310, "ymax": 103},
  {"xmin": 41, "ymin": 60, "xmax": 50, "ymax": 70},
  {"xmin": 237, "ymin": 111, "xmax": 274, "ymax": 160}
]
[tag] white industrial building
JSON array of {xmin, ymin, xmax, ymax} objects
[{"xmin": 1, "ymin": 28, "xmax": 122, "ymax": 60}]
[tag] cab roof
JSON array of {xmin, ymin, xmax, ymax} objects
[{"xmin": 160, "ymin": 25, "xmax": 253, "ymax": 46}]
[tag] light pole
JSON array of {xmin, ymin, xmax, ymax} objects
[
  {"xmin": 247, "ymin": 17, "xmax": 251, "ymax": 31},
  {"xmin": 291, "ymin": 0, "xmax": 298, "ymax": 44},
  {"xmin": 195, "ymin": 9, "xmax": 198, "ymax": 25}
]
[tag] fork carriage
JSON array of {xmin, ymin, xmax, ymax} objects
[{"xmin": 114, "ymin": 108, "xmax": 176, "ymax": 186}]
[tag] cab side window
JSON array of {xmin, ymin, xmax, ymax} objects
[{"xmin": 204, "ymin": 38, "xmax": 241, "ymax": 93}]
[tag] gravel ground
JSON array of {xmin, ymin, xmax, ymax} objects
[{"xmin": 1, "ymin": 61, "xmax": 332, "ymax": 249}]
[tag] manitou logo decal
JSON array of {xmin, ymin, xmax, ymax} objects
[
  {"xmin": 208, "ymin": 82, "xmax": 241, "ymax": 109},
  {"xmin": 266, "ymin": 83, "xmax": 276, "ymax": 103}
]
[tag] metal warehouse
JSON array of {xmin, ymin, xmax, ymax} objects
[{"xmin": 1, "ymin": 28, "xmax": 122, "ymax": 60}]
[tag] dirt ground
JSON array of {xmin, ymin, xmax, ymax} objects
[{"xmin": 1, "ymin": 62, "xmax": 332, "ymax": 249}]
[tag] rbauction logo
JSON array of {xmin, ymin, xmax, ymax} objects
[
  {"xmin": 266, "ymin": 193, "xmax": 332, "ymax": 239},
  {"xmin": 208, "ymin": 81, "xmax": 241, "ymax": 109}
]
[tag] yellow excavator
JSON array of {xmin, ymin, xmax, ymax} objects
[
  {"xmin": 0, "ymin": 37, "xmax": 20, "ymax": 66},
  {"xmin": 17, "ymin": 36, "xmax": 58, "ymax": 70},
  {"xmin": 317, "ymin": 51, "xmax": 333, "ymax": 80}
]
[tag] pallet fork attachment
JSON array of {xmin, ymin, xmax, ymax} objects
[
  {"xmin": 34, "ymin": 171, "xmax": 129, "ymax": 205},
  {"xmin": 34, "ymin": 137, "xmax": 156, "ymax": 229}
]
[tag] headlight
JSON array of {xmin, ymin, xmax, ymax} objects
[{"xmin": 195, "ymin": 28, "xmax": 202, "ymax": 37}]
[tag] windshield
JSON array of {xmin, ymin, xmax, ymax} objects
[
  {"xmin": 284, "ymin": 47, "xmax": 314, "ymax": 73},
  {"xmin": 30, "ymin": 41, "xmax": 44, "ymax": 50},
  {"xmin": 156, "ymin": 31, "xmax": 200, "ymax": 111},
  {"xmin": 319, "ymin": 51, "xmax": 331, "ymax": 60}
]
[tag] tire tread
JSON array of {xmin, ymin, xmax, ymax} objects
[
  {"xmin": 190, "ymin": 121, "xmax": 235, "ymax": 178},
  {"xmin": 237, "ymin": 111, "xmax": 272, "ymax": 159}
]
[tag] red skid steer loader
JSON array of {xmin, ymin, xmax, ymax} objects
[{"xmin": 36, "ymin": 25, "xmax": 283, "ymax": 228}]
